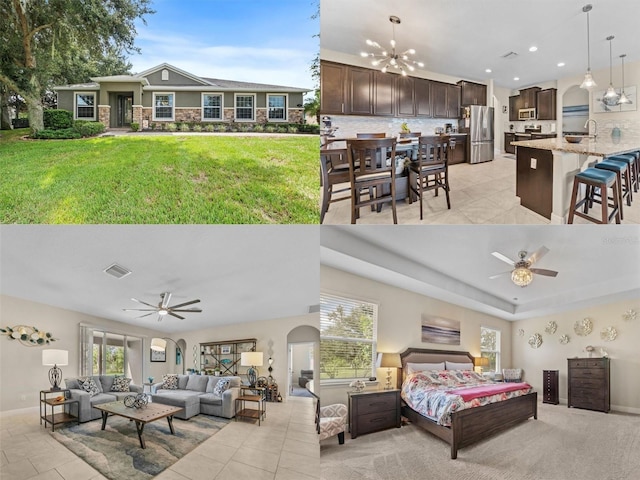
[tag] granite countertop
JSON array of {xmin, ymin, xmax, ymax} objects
[{"xmin": 510, "ymin": 137, "xmax": 640, "ymax": 157}]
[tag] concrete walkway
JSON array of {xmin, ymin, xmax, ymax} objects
[{"xmin": 101, "ymin": 129, "xmax": 316, "ymax": 138}]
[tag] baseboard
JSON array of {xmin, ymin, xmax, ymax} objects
[{"xmin": 555, "ymin": 398, "xmax": 640, "ymax": 415}]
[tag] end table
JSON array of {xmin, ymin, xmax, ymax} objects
[{"xmin": 40, "ymin": 389, "xmax": 79, "ymax": 431}]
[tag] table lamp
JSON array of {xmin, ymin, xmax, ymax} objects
[
  {"xmin": 241, "ymin": 351, "xmax": 263, "ymax": 387},
  {"xmin": 42, "ymin": 349, "xmax": 68, "ymax": 391},
  {"xmin": 376, "ymin": 352, "xmax": 401, "ymax": 390},
  {"xmin": 475, "ymin": 356, "xmax": 490, "ymax": 374}
]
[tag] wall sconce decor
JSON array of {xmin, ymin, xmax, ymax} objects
[{"xmin": 0, "ymin": 325, "xmax": 57, "ymax": 346}]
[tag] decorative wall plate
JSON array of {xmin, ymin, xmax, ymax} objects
[
  {"xmin": 622, "ymin": 309, "xmax": 637, "ymax": 322},
  {"xmin": 574, "ymin": 318, "xmax": 593, "ymax": 336},
  {"xmin": 559, "ymin": 334, "xmax": 570, "ymax": 345},
  {"xmin": 528, "ymin": 333, "xmax": 543, "ymax": 349},
  {"xmin": 600, "ymin": 327, "xmax": 617, "ymax": 341},
  {"xmin": 518, "ymin": 328, "xmax": 525, "ymax": 337},
  {"xmin": 545, "ymin": 321, "xmax": 557, "ymax": 335}
]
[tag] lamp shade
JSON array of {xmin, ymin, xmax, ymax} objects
[
  {"xmin": 241, "ymin": 351, "xmax": 263, "ymax": 367},
  {"xmin": 376, "ymin": 352, "xmax": 402, "ymax": 368},
  {"xmin": 475, "ymin": 357, "xmax": 490, "ymax": 367},
  {"xmin": 42, "ymin": 349, "xmax": 68, "ymax": 366},
  {"xmin": 150, "ymin": 338, "xmax": 167, "ymax": 351}
]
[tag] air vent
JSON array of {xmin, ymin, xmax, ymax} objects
[
  {"xmin": 308, "ymin": 304, "xmax": 320, "ymax": 313},
  {"xmin": 104, "ymin": 263, "xmax": 132, "ymax": 279},
  {"xmin": 501, "ymin": 51, "xmax": 519, "ymax": 59}
]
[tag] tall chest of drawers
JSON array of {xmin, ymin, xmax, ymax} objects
[
  {"xmin": 348, "ymin": 390, "xmax": 401, "ymax": 439},
  {"xmin": 567, "ymin": 358, "xmax": 610, "ymax": 413},
  {"xmin": 543, "ymin": 370, "xmax": 559, "ymax": 404}
]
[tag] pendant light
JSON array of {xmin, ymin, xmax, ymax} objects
[
  {"xmin": 602, "ymin": 36, "xmax": 620, "ymax": 106},
  {"xmin": 580, "ymin": 4, "xmax": 597, "ymax": 90},
  {"xmin": 617, "ymin": 54, "xmax": 631, "ymax": 105}
]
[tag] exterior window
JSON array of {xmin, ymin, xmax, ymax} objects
[
  {"xmin": 202, "ymin": 93, "xmax": 223, "ymax": 121},
  {"xmin": 320, "ymin": 293, "xmax": 377, "ymax": 382},
  {"xmin": 161, "ymin": 69, "xmax": 169, "ymax": 81},
  {"xmin": 235, "ymin": 94, "xmax": 255, "ymax": 121},
  {"xmin": 153, "ymin": 93, "xmax": 174, "ymax": 120},
  {"xmin": 75, "ymin": 93, "xmax": 95, "ymax": 120},
  {"xmin": 267, "ymin": 94, "xmax": 287, "ymax": 120},
  {"xmin": 80, "ymin": 325, "xmax": 143, "ymax": 382},
  {"xmin": 480, "ymin": 326, "xmax": 501, "ymax": 374}
]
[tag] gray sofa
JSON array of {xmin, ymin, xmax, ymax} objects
[
  {"xmin": 299, "ymin": 369, "xmax": 313, "ymax": 388},
  {"xmin": 64, "ymin": 376, "xmax": 143, "ymax": 422},
  {"xmin": 151, "ymin": 374, "xmax": 241, "ymax": 420}
]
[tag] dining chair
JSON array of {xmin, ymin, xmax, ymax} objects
[
  {"xmin": 320, "ymin": 139, "xmax": 350, "ymax": 223},
  {"xmin": 399, "ymin": 132, "xmax": 421, "ymax": 139},
  {"xmin": 408, "ymin": 135, "xmax": 451, "ymax": 220},
  {"xmin": 347, "ymin": 137, "xmax": 398, "ymax": 224},
  {"xmin": 356, "ymin": 133, "xmax": 387, "ymax": 139}
]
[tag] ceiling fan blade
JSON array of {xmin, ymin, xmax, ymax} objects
[
  {"xmin": 169, "ymin": 312, "xmax": 185, "ymax": 320},
  {"xmin": 136, "ymin": 312, "xmax": 157, "ymax": 319},
  {"xmin": 491, "ymin": 252, "xmax": 515, "ymax": 266},
  {"xmin": 171, "ymin": 308, "xmax": 202, "ymax": 313},
  {"xmin": 526, "ymin": 246, "xmax": 549, "ymax": 265},
  {"xmin": 161, "ymin": 292, "xmax": 172, "ymax": 309},
  {"xmin": 123, "ymin": 308, "xmax": 157, "ymax": 312},
  {"xmin": 131, "ymin": 298, "xmax": 158, "ymax": 308},
  {"xmin": 156, "ymin": 314, "xmax": 163, "ymax": 322},
  {"xmin": 169, "ymin": 299, "xmax": 201, "ymax": 309},
  {"xmin": 489, "ymin": 271, "xmax": 510, "ymax": 280},
  {"xmin": 530, "ymin": 268, "xmax": 558, "ymax": 277}
]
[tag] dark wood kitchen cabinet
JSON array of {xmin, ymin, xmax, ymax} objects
[
  {"xmin": 433, "ymin": 81, "xmax": 460, "ymax": 118},
  {"xmin": 447, "ymin": 84, "xmax": 461, "ymax": 118},
  {"xmin": 348, "ymin": 390, "xmax": 401, "ymax": 439},
  {"xmin": 543, "ymin": 370, "xmax": 559, "ymax": 405},
  {"xmin": 519, "ymin": 87, "xmax": 540, "ymax": 109},
  {"xmin": 504, "ymin": 132, "xmax": 516, "ymax": 154},
  {"xmin": 537, "ymin": 88, "xmax": 557, "ymax": 120},
  {"xmin": 320, "ymin": 61, "xmax": 347, "ymax": 114},
  {"xmin": 396, "ymin": 76, "xmax": 415, "ymax": 117},
  {"xmin": 415, "ymin": 78, "xmax": 432, "ymax": 116},
  {"xmin": 509, "ymin": 95, "xmax": 519, "ymax": 121},
  {"xmin": 348, "ymin": 66, "xmax": 373, "ymax": 115},
  {"xmin": 457, "ymin": 80, "xmax": 487, "ymax": 106},
  {"xmin": 449, "ymin": 135, "xmax": 467, "ymax": 164},
  {"xmin": 373, "ymin": 70, "xmax": 394, "ymax": 116},
  {"xmin": 568, "ymin": 358, "xmax": 610, "ymax": 413}
]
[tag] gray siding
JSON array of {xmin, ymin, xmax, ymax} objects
[
  {"xmin": 176, "ymin": 92, "xmax": 201, "ymax": 108},
  {"xmin": 57, "ymin": 91, "xmax": 74, "ymax": 112},
  {"xmin": 145, "ymin": 68, "xmax": 205, "ymax": 86},
  {"xmin": 289, "ymin": 92, "xmax": 304, "ymax": 108}
]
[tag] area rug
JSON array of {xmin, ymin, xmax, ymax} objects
[{"xmin": 51, "ymin": 414, "xmax": 228, "ymax": 480}]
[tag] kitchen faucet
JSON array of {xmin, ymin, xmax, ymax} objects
[{"xmin": 584, "ymin": 119, "xmax": 597, "ymax": 139}]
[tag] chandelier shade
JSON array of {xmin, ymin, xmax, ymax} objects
[
  {"xmin": 580, "ymin": 5, "xmax": 597, "ymax": 90},
  {"xmin": 617, "ymin": 54, "xmax": 631, "ymax": 105},
  {"xmin": 602, "ymin": 36, "xmax": 620, "ymax": 106},
  {"xmin": 361, "ymin": 16, "xmax": 424, "ymax": 76},
  {"xmin": 511, "ymin": 267, "xmax": 533, "ymax": 287}
]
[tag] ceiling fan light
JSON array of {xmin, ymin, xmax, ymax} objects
[
  {"xmin": 158, "ymin": 309, "xmax": 169, "ymax": 316},
  {"xmin": 511, "ymin": 267, "xmax": 533, "ymax": 287},
  {"xmin": 360, "ymin": 52, "xmax": 369, "ymax": 57},
  {"xmin": 417, "ymin": 62, "xmax": 424, "ymax": 68}
]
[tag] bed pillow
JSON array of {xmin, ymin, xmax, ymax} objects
[
  {"xmin": 445, "ymin": 361, "xmax": 474, "ymax": 371},
  {"xmin": 406, "ymin": 362, "xmax": 445, "ymax": 374}
]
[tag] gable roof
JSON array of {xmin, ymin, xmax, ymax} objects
[{"xmin": 137, "ymin": 63, "xmax": 212, "ymax": 86}]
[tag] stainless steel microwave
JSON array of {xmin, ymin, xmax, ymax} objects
[{"xmin": 518, "ymin": 108, "xmax": 536, "ymax": 120}]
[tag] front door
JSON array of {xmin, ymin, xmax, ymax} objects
[{"xmin": 117, "ymin": 95, "xmax": 133, "ymax": 127}]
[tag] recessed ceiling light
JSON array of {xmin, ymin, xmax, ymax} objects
[
  {"xmin": 557, "ymin": 62, "xmax": 565, "ymax": 67},
  {"xmin": 529, "ymin": 46, "xmax": 538, "ymax": 52},
  {"xmin": 485, "ymin": 68, "xmax": 492, "ymax": 73},
  {"xmin": 514, "ymin": 77, "xmax": 520, "ymax": 81}
]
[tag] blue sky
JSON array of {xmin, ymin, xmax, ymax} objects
[{"xmin": 130, "ymin": 0, "xmax": 318, "ymax": 91}]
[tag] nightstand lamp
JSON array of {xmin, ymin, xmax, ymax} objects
[
  {"xmin": 42, "ymin": 349, "xmax": 68, "ymax": 391},
  {"xmin": 474, "ymin": 356, "xmax": 490, "ymax": 374},
  {"xmin": 241, "ymin": 351, "xmax": 263, "ymax": 387},
  {"xmin": 376, "ymin": 352, "xmax": 401, "ymax": 390}
]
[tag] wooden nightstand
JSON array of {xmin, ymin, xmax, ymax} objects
[{"xmin": 347, "ymin": 389, "xmax": 401, "ymax": 439}]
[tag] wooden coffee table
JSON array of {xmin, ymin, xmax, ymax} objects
[{"xmin": 94, "ymin": 401, "xmax": 183, "ymax": 449}]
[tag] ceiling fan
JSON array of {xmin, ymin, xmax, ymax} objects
[
  {"xmin": 123, "ymin": 292, "xmax": 202, "ymax": 321},
  {"xmin": 489, "ymin": 246, "xmax": 558, "ymax": 287}
]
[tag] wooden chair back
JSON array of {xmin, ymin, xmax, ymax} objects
[
  {"xmin": 347, "ymin": 138, "xmax": 397, "ymax": 177},
  {"xmin": 356, "ymin": 132, "xmax": 387, "ymax": 139}
]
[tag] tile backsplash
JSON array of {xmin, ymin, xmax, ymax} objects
[{"xmin": 324, "ymin": 115, "xmax": 459, "ymax": 138}]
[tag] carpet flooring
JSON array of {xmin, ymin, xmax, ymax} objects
[
  {"xmin": 320, "ymin": 403, "xmax": 640, "ymax": 480},
  {"xmin": 51, "ymin": 413, "xmax": 228, "ymax": 480}
]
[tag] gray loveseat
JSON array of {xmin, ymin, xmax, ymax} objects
[
  {"xmin": 64, "ymin": 376, "xmax": 143, "ymax": 422},
  {"xmin": 151, "ymin": 374, "xmax": 241, "ymax": 420}
]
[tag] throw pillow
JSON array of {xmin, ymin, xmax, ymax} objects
[
  {"xmin": 79, "ymin": 377, "xmax": 100, "ymax": 397},
  {"xmin": 161, "ymin": 374, "xmax": 179, "ymax": 390},
  {"xmin": 213, "ymin": 378, "xmax": 230, "ymax": 396},
  {"xmin": 110, "ymin": 376, "xmax": 132, "ymax": 392}
]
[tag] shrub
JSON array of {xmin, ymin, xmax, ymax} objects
[
  {"xmin": 130, "ymin": 122, "xmax": 140, "ymax": 132},
  {"xmin": 32, "ymin": 128, "xmax": 81, "ymax": 139},
  {"xmin": 276, "ymin": 126, "xmax": 287, "ymax": 133},
  {"xmin": 179, "ymin": 123, "xmax": 190, "ymax": 132},
  {"xmin": 165, "ymin": 123, "xmax": 177, "ymax": 132},
  {"xmin": 43, "ymin": 110, "xmax": 73, "ymax": 129},
  {"xmin": 192, "ymin": 124, "xmax": 202, "ymax": 132},
  {"xmin": 253, "ymin": 123, "xmax": 264, "ymax": 132},
  {"xmin": 73, "ymin": 121, "xmax": 105, "ymax": 137},
  {"xmin": 297, "ymin": 123, "xmax": 320, "ymax": 134},
  {"xmin": 238, "ymin": 124, "xmax": 251, "ymax": 132},
  {"xmin": 287, "ymin": 125, "xmax": 298, "ymax": 134},
  {"xmin": 213, "ymin": 123, "xmax": 226, "ymax": 132},
  {"xmin": 204, "ymin": 124, "xmax": 214, "ymax": 132},
  {"xmin": 150, "ymin": 123, "xmax": 157, "ymax": 130},
  {"xmin": 264, "ymin": 125, "xmax": 276, "ymax": 133},
  {"xmin": 175, "ymin": 122, "xmax": 184, "ymax": 129}
]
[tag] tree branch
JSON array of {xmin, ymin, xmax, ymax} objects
[{"xmin": 0, "ymin": 73, "xmax": 23, "ymax": 96}]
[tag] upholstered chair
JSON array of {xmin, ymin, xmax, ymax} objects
[
  {"xmin": 502, "ymin": 368, "xmax": 523, "ymax": 382},
  {"xmin": 318, "ymin": 403, "xmax": 347, "ymax": 444}
]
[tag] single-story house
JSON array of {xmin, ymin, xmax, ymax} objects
[{"xmin": 53, "ymin": 63, "xmax": 310, "ymax": 129}]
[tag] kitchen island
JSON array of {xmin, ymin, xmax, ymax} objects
[{"xmin": 511, "ymin": 136, "xmax": 640, "ymax": 223}]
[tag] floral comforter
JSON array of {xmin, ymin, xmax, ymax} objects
[{"xmin": 401, "ymin": 370, "xmax": 532, "ymax": 427}]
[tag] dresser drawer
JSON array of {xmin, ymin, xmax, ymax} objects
[
  {"xmin": 348, "ymin": 390, "xmax": 401, "ymax": 439},
  {"xmin": 571, "ymin": 397, "xmax": 605, "ymax": 411},
  {"xmin": 570, "ymin": 368, "xmax": 605, "ymax": 379},
  {"xmin": 568, "ymin": 358, "xmax": 606, "ymax": 369},
  {"xmin": 571, "ymin": 377, "xmax": 604, "ymax": 389},
  {"xmin": 353, "ymin": 393, "xmax": 398, "ymax": 414},
  {"xmin": 357, "ymin": 410, "xmax": 398, "ymax": 433}
]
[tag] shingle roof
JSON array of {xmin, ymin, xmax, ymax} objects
[{"xmin": 202, "ymin": 78, "xmax": 310, "ymax": 92}]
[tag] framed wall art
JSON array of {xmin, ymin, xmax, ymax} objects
[
  {"xmin": 421, "ymin": 315, "xmax": 461, "ymax": 345},
  {"xmin": 150, "ymin": 348, "xmax": 166, "ymax": 362}
]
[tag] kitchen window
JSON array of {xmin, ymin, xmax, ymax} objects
[
  {"xmin": 235, "ymin": 94, "xmax": 255, "ymax": 121},
  {"xmin": 320, "ymin": 293, "xmax": 377, "ymax": 382},
  {"xmin": 480, "ymin": 326, "xmax": 501, "ymax": 373},
  {"xmin": 75, "ymin": 93, "xmax": 95, "ymax": 120},
  {"xmin": 202, "ymin": 93, "xmax": 223, "ymax": 121},
  {"xmin": 267, "ymin": 94, "xmax": 287, "ymax": 121},
  {"xmin": 153, "ymin": 92, "xmax": 175, "ymax": 121}
]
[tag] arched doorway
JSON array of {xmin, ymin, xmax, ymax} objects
[
  {"xmin": 286, "ymin": 325, "xmax": 320, "ymax": 397},
  {"xmin": 561, "ymin": 85, "xmax": 589, "ymax": 135}
]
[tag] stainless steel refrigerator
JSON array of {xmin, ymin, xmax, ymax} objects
[{"xmin": 460, "ymin": 105, "xmax": 494, "ymax": 163}]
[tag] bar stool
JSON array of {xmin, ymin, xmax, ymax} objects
[
  {"xmin": 607, "ymin": 153, "xmax": 638, "ymax": 192},
  {"xmin": 594, "ymin": 159, "xmax": 632, "ymax": 219},
  {"xmin": 568, "ymin": 168, "xmax": 621, "ymax": 224}
]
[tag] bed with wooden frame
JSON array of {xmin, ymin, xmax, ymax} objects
[{"xmin": 400, "ymin": 348, "xmax": 537, "ymax": 459}]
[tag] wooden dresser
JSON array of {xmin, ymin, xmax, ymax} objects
[
  {"xmin": 567, "ymin": 358, "xmax": 610, "ymax": 413},
  {"xmin": 543, "ymin": 370, "xmax": 559, "ymax": 405},
  {"xmin": 348, "ymin": 390, "xmax": 401, "ymax": 439}
]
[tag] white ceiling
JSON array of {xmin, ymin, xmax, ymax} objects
[
  {"xmin": 0, "ymin": 226, "xmax": 320, "ymax": 333},
  {"xmin": 320, "ymin": 225, "xmax": 640, "ymax": 320},
  {"xmin": 321, "ymin": 0, "xmax": 640, "ymax": 90}
]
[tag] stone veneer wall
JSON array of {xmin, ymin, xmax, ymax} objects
[
  {"xmin": 138, "ymin": 107, "xmax": 306, "ymax": 125},
  {"xmin": 132, "ymin": 106, "xmax": 143, "ymax": 126},
  {"xmin": 98, "ymin": 106, "xmax": 110, "ymax": 126}
]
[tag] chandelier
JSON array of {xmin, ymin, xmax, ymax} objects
[
  {"xmin": 511, "ymin": 266, "xmax": 533, "ymax": 287},
  {"xmin": 579, "ymin": 5, "xmax": 597, "ymax": 90},
  {"xmin": 602, "ymin": 36, "xmax": 620, "ymax": 106},
  {"xmin": 360, "ymin": 16, "xmax": 424, "ymax": 76}
]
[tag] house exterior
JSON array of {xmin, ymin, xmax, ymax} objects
[{"xmin": 53, "ymin": 63, "xmax": 310, "ymax": 129}]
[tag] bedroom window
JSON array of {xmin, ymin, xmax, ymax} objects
[
  {"xmin": 320, "ymin": 293, "xmax": 377, "ymax": 382},
  {"xmin": 480, "ymin": 326, "xmax": 501, "ymax": 373}
]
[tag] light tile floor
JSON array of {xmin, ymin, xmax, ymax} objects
[
  {"xmin": 0, "ymin": 396, "xmax": 318, "ymax": 480},
  {"xmin": 322, "ymin": 153, "xmax": 640, "ymax": 225}
]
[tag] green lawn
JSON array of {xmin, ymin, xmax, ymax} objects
[{"xmin": 0, "ymin": 129, "xmax": 319, "ymax": 223}]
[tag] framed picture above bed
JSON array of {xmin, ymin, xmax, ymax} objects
[{"xmin": 421, "ymin": 315, "xmax": 461, "ymax": 345}]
